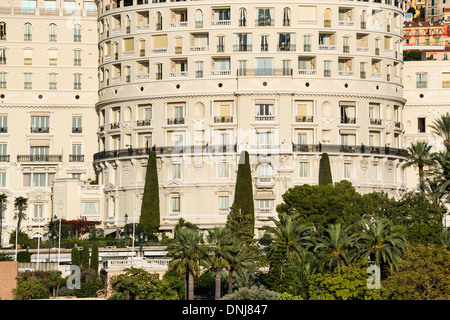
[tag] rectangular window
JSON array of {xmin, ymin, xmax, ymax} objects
[
  {"xmin": 171, "ymin": 163, "xmax": 181, "ymax": 179},
  {"xmin": 418, "ymin": 117, "xmax": 426, "ymax": 133},
  {"xmin": 372, "ymin": 165, "xmax": 378, "ymax": 180},
  {"xmin": 34, "ymin": 204, "xmax": 43, "ymax": 218},
  {"xmin": 81, "ymin": 202, "xmax": 99, "ymax": 216},
  {"xmin": 74, "ymin": 74, "xmax": 81, "ymax": 89},
  {"xmin": 74, "ymin": 50, "xmax": 81, "ymax": 66},
  {"xmin": 218, "ymin": 196, "xmax": 229, "ymax": 211},
  {"xmin": 299, "ymin": 162, "xmax": 309, "ymax": 178},
  {"xmin": 24, "ymin": 73, "xmax": 32, "ymax": 89},
  {"xmin": 344, "ymin": 163, "xmax": 352, "ymax": 178},
  {"xmin": 0, "ymin": 172, "xmax": 6, "ymax": 187},
  {"xmin": 171, "ymin": 196, "xmax": 180, "ymax": 213},
  {"xmin": 49, "ymin": 73, "xmax": 57, "ymax": 89},
  {"xmin": 72, "ymin": 116, "xmax": 82, "ymax": 133},
  {"xmin": 0, "ymin": 49, "xmax": 6, "ymax": 65},
  {"xmin": 31, "ymin": 116, "xmax": 49, "ymax": 133},
  {"xmin": 218, "ymin": 162, "xmax": 230, "ymax": 178},
  {"xmin": 416, "ymin": 73, "xmax": 427, "ymax": 88},
  {"xmin": 0, "ymin": 116, "xmax": 7, "ymax": 133}
]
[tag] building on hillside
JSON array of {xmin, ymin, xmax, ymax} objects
[
  {"xmin": 94, "ymin": 0, "xmax": 407, "ymax": 237},
  {"xmin": 0, "ymin": 0, "xmax": 100, "ymax": 246}
]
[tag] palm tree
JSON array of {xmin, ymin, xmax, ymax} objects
[
  {"xmin": 206, "ymin": 227, "xmax": 234, "ymax": 300},
  {"xmin": 165, "ymin": 227, "xmax": 208, "ymax": 300},
  {"xmin": 224, "ymin": 239, "xmax": 257, "ymax": 295},
  {"xmin": 402, "ymin": 141, "xmax": 434, "ymax": 185},
  {"xmin": 263, "ymin": 212, "xmax": 312, "ymax": 263},
  {"xmin": 429, "ymin": 150, "xmax": 450, "ymax": 192},
  {"xmin": 430, "ymin": 112, "xmax": 450, "ymax": 152},
  {"xmin": 313, "ymin": 223, "xmax": 357, "ymax": 271},
  {"xmin": 14, "ymin": 196, "xmax": 28, "ymax": 232},
  {"xmin": 356, "ymin": 217, "xmax": 406, "ymax": 273},
  {"xmin": 0, "ymin": 193, "xmax": 7, "ymax": 247}
]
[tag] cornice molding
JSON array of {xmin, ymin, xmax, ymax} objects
[{"xmin": 96, "ymin": 91, "xmax": 406, "ymax": 108}]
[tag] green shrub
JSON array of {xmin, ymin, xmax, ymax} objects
[
  {"xmin": 17, "ymin": 251, "xmax": 31, "ymax": 262},
  {"xmin": 220, "ymin": 285, "xmax": 280, "ymax": 300}
]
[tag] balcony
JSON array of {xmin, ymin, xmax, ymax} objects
[
  {"xmin": 72, "ymin": 127, "xmax": 83, "ymax": 134},
  {"xmin": 292, "ymin": 143, "xmax": 407, "ymax": 157},
  {"xmin": 255, "ymin": 177, "xmax": 275, "ymax": 189},
  {"xmin": 338, "ymin": 71, "xmax": 354, "ymax": 77},
  {"xmin": 340, "ymin": 117, "xmax": 356, "ymax": 124},
  {"xmin": 338, "ymin": 20, "xmax": 354, "ymax": 27},
  {"xmin": 298, "ymin": 69, "xmax": 317, "ymax": 76},
  {"xmin": 214, "ymin": 116, "xmax": 233, "ymax": 124},
  {"xmin": 233, "ymin": 44, "xmax": 252, "ymax": 52},
  {"xmin": 17, "ymin": 154, "xmax": 62, "ymax": 162},
  {"xmin": 167, "ymin": 118, "xmax": 185, "ymax": 125},
  {"xmin": 277, "ymin": 44, "xmax": 296, "ymax": 52},
  {"xmin": 295, "ymin": 115, "xmax": 314, "ymax": 123},
  {"xmin": 238, "ymin": 68, "xmax": 292, "ymax": 77},
  {"xmin": 255, "ymin": 116, "xmax": 275, "ymax": 122},
  {"xmin": 319, "ymin": 45, "xmax": 336, "ymax": 51},
  {"xmin": 170, "ymin": 71, "xmax": 188, "ymax": 78},
  {"xmin": 0, "ymin": 127, "xmax": 7, "ymax": 133},
  {"xmin": 369, "ymin": 118, "xmax": 382, "ymax": 126},
  {"xmin": 190, "ymin": 46, "xmax": 209, "ymax": 52},
  {"xmin": 256, "ymin": 18, "xmax": 274, "ymax": 26},
  {"xmin": 137, "ymin": 119, "xmax": 151, "ymax": 127},
  {"xmin": 69, "ymin": 155, "xmax": 84, "ymax": 162},
  {"xmin": 31, "ymin": 127, "xmax": 49, "ymax": 134},
  {"xmin": 298, "ymin": 20, "xmax": 316, "ymax": 26},
  {"xmin": 211, "ymin": 20, "xmax": 231, "ymax": 26},
  {"xmin": 211, "ymin": 70, "xmax": 231, "ymax": 76},
  {"xmin": 170, "ymin": 21, "xmax": 188, "ymax": 28},
  {"xmin": 0, "ymin": 155, "xmax": 9, "ymax": 162},
  {"xmin": 110, "ymin": 122, "xmax": 120, "ymax": 130}
]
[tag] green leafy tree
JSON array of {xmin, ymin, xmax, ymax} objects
[
  {"xmin": 90, "ymin": 242, "xmax": 99, "ymax": 273},
  {"xmin": 13, "ymin": 275, "xmax": 49, "ymax": 300},
  {"xmin": 263, "ymin": 212, "xmax": 312, "ymax": 263},
  {"xmin": 382, "ymin": 243, "xmax": 450, "ymax": 300},
  {"xmin": 220, "ymin": 285, "xmax": 280, "ymax": 300},
  {"xmin": 109, "ymin": 267, "xmax": 178, "ymax": 300},
  {"xmin": 356, "ymin": 217, "xmax": 406, "ymax": 275},
  {"xmin": 226, "ymin": 151, "xmax": 254, "ymax": 243},
  {"xmin": 314, "ymin": 223, "xmax": 357, "ymax": 271},
  {"xmin": 140, "ymin": 151, "xmax": 160, "ymax": 235},
  {"xmin": 430, "ymin": 112, "xmax": 450, "ymax": 152},
  {"xmin": 307, "ymin": 262, "xmax": 382, "ymax": 300},
  {"xmin": 71, "ymin": 247, "xmax": 81, "ymax": 266},
  {"xmin": 165, "ymin": 226, "xmax": 209, "ymax": 300},
  {"xmin": 81, "ymin": 244, "xmax": 90, "ymax": 270},
  {"xmin": 9, "ymin": 230, "xmax": 31, "ymax": 248},
  {"xmin": 14, "ymin": 196, "xmax": 28, "ymax": 232},
  {"xmin": 318, "ymin": 153, "xmax": 333, "ymax": 186},
  {"xmin": 276, "ymin": 181, "xmax": 365, "ymax": 234},
  {"xmin": 402, "ymin": 141, "xmax": 434, "ymax": 184},
  {"xmin": 17, "ymin": 251, "xmax": 31, "ymax": 262},
  {"xmin": 376, "ymin": 191, "xmax": 445, "ymax": 246},
  {"xmin": 206, "ymin": 227, "xmax": 234, "ymax": 300}
]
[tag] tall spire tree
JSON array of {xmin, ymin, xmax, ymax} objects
[
  {"xmin": 226, "ymin": 150, "xmax": 254, "ymax": 243},
  {"xmin": 140, "ymin": 151, "xmax": 160, "ymax": 235},
  {"xmin": 319, "ymin": 153, "xmax": 333, "ymax": 186}
]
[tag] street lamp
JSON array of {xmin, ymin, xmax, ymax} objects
[
  {"xmin": 48, "ymin": 231, "xmax": 52, "ymax": 262},
  {"xmin": 124, "ymin": 213, "xmax": 128, "ymax": 247},
  {"xmin": 136, "ymin": 232, "xmax": 148, "ymax": 257}
]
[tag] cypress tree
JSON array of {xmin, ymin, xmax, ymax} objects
[
  {"xmin": 318, "ymin": 153, "xmax": 333, "ymax": 186},
  {"xmin": 90, "ymin": 242, "xmax": 99, "ymax": 273},
  {"xmin": 71, "ymin": 247, "xmax": 80, "ymax": 266},
  {"xmin": 226, "ymin": 151, "xmax": 254, "ymax": 242},
  {"xmin": 81, "ymin": 244, "xmax": 90, "ymax": 270},
  {"xmin": 140, "ymin": 151, "xmax": 160, "ymax": 235}
]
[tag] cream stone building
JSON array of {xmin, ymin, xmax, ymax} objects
[
  {"xmin": 403, "ymin": 60, "xmax": 450, "ymax": 181},
  {"xmin": 0, "ymin": 0, "xmax": 100, "ymax": 246},
  {"xmin": 94, "ymin": 0, "xmax": 407, "ymax": 237}
]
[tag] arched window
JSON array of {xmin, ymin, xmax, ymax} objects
[
  {"xmin": 239, "ymin": 8, "xmax": 247, "ymax": 27},
  {"xmin": 283, "ymin": 7, "xmax": 291, "ymax": 26},
  {"xmin": 74, "ymin": 24, "xmax": 81, "ymax": 41},
  {"xmin": 126, "ymin": 15, "xmax": 131, "ymax": 33},
  {"xmin": 24, "ymin": 22, "xmax": 32, "ymax": 41},
  {"xmin": 195, "ymin": 9, "xmax": 203, "ymax": 28},
  {"xmin": 156, "ymin": 12, "xmax": 162, "ymax": 30},
  {"xmin": 0, "ymin": 22, "xmax": 6, "ymax": 40},
  {"xmin": 324, "ymin": 8, "xmax": 332, "ymax": 27},
  {"xmin": 256, "ymin": 163, "xmax": 273, "ymax": 178},
  {"xmin": 49, "ymin": 23, "xmax": 57, "ymax": 41}
]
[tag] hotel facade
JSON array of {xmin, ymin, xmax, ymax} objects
[
  {"xmin": 93, "ymin": 0, "xmax": 407, "ymax": 237},
  {"xmin": 0, "ymin": 0, "xmax": 100, "ymax": 246}
]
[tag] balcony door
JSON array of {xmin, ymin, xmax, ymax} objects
[{"xmin": 255, "ymin": 58, "xmax": 273, "ymax": 76}]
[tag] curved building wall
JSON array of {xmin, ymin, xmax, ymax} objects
[{"xmin": 95, "ymin": 0, "xmax": 406, "ymax": 236}]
